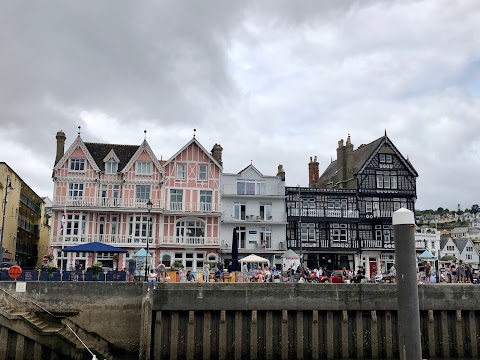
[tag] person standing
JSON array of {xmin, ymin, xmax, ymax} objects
[
  {"xmin": 203, "ymin": 263, "xmax": 210, "ymax": 283},
  {"xmin": 128, "ymin": 258, "xmax": 136, "ymax": 282},
  {"xmin": 465, "ymin": 263, "xmax": 472, "ymax": 284},
  {"xmin": 457, "ymin": 261, "xmax": 466, "ymax": 283},
  {"xmin": 389, "ymin": 264, "xmax": 396, "ymax": 283},
  {"xmin": 156, "ymin": 262, "xmax": 166, "ymax": 281},
  {"xmin": 241, "ymin": 263, "xmax": 249, "ymax": 282},
  {"xmin": 147, "ymin": 269, "xmax": 157, "ymax": 290},
  {"xmin": 424, "ymin": 261, "xmax": 432, "ymax": 283},
  {"xmin": 325, "ymin": 259, "xmax": 334, "ymax": 283}
]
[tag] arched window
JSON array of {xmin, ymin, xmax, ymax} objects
[
  {"xmin": 176, "ymin": 219, "xmax": 206, "ymax": 245},
  {"xmin": 162, "ymin": 254, "xmax": 171, "ymax": 267}
]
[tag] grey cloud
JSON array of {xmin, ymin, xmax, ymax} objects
[{"xmin": 1, "ymin": 0, "xmax": 480, "ymax": 210}]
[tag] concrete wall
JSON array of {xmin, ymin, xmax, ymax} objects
[
  {"xmin": 152, "ymin": 282, "xmax": 480, "ymax": 311},
  {"xmin": 0, "ymin": 282, "xmax": 144, "ymax": 355}
]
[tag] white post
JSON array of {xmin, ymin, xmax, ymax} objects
[{"xmin": 393, "ymin": 208, "xmax": 422, "ymax": 360}]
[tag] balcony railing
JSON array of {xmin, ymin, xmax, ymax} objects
[
  {"xmin": 160, "ymin": 236, "xmax": 220, "ymax": 246},
  {"xmin": 288, "ymin": 208, "xmax": 359, "ymax": 219},
  {"xmin": 53, "ymin": 196, "xmax": 221, "ymax": 213},
  {"xmin": 221, "ymin": 184, "xmax": 285, "ymax": 197},
  {"xmin": 287, "ymin": 238, "xmax": 393, "ymax": 250},
  {"xmin": 20, "ymin": 193, "xmax": 42, "ymax": 217},
  {"xmin": 17, "ymin": 218, "xmax": 40, "ymax": 236},
  {"xmin": 364, "ymin": 210, "xmax": 394, "ymax": 219},
  {"xmin": 222, "ymin": 212, "xmax": 287, "ymax": 223},
  {"xmin": 53, "ymin": 196, "xmax": 162, "ymax": 209},
  {"xmin": 167, "ymin": 202, "xmax": 221, "ymax": 213},
  {"xmin": 50, "ymin": 234, "xmax": 220, "ymax": 247}
]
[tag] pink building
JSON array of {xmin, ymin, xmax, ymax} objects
[{"xmin": 51, "ymin": 130, "xmax": 223, "ymax": 273}]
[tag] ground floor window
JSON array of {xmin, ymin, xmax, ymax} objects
[
  {"xmin": 305, "ymin": 253, "xmax": 354, "ymax": 271},
  {"xmin": 164, "ymin": 251, "xmax": 210, "ymax": 272}
]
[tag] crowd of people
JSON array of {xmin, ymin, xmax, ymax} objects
[{"xmin": 138, "ymin": 258, "xmax": 480, "ymax": 289}]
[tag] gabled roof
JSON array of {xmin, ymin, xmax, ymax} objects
[
  {"xmin": 53, "ymin": 136, "xmax": 100, "ymax": 172},
  {"xmin": 120, "ymin": 140, "xmax": 165, "ymax": 175},
  {"xmin": 164, "ymin": 137, "xmax": 222, "ymax": 169},
  {"xmin": 84, "ymin": 143, "xmax": 139, "ymax": 172},
  {"xmin": 102, "ymin": 149, "xmax": 121, "ymax": 163},
  {"xmin": 454, "ymin": 238, "xmax": 473, "ymax": 253},
  {"xmin": 318, "ymin": 134, "xmax": 418, "ymax": 185},
  {"xmin": 319, "ymin": 137, "xmax": 383, "ymax": 184},
  {"xmin": 440, "ymin": 237, "xmax": 455, "ymax": 250},
  {"xmin": 238, "ymin": 164, "xmax": 263, "ymax": 177}
]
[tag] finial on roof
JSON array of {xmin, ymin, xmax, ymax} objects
[
  {"xmin": 385, "ymin": 129, "xmax": 387, "ymax": 137},
  {"xmin": 144, "ymin": 129, "xmax": 147, "ymax": 140},
  {"xmin": 77, "ymin": 126, "xmax": 81, "ymax": 136},
  {"xmin": 193, "ymin": 128, "xmax": 196, "ymax": 138},
  {"xmin": 250, "ymin": 160, "xmax": 252, "ymax": 165},
  {"xmin": 331, "ymin": 156, "xmax": 333, "ymax": 163}
]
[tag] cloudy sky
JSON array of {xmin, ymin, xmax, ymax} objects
[{"xmin": 1, "ymin": 0, "xmax": 479, "ymax": 210}]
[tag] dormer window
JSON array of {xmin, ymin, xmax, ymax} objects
[
  {"xmin": 69, "ymin": 158, "xmax": 86, "ymax": 172},
  {"xmin": 105, "ymin": 161, "xmax": 118, "ymax": 174}
]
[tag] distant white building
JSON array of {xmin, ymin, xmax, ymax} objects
[
  {"xmin": 455, "ymin": 238, "xmax": 480, "ymax": 270},
  {"xmin": 415, "ymin": 226, "xmax": 441, "ymax": 258},
  {"xmin": 439, "ymin": 238, "xmax": 461, "ymax": 265},
  {"xmin": 450, "ymin": 227, "xmax": 469, "ymax": 239},
  {"xmin": 220, "ymin": 164, "xmax": 287, "ymax": 269}
]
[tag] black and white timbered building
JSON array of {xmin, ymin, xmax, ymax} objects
[{"xmin": 286, "ymin": 133, "xmax": 418, "ymax": 278}]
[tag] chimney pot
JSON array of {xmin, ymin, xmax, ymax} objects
[{"xmin": 55, "ymin": 130, "xmax": 66, "ymax": 166}]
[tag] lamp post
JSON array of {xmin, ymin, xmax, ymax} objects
[
  {"xmin": 297, "ymin": 185, "xmax": 303, "ymax": 264},
  {"xmin": 0, "ymin": 176, "xmax": 13, "ymax": 263},
  {"xmin": 144, "ymin": 199, "xmax": 153, "ymax": 282}
]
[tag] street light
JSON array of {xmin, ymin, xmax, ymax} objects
[
  {"xmin": 144, "ymin": 199, "xmax": 153, "ymax": 282},
  {"xmin": 0, "ymin": 176, "xmax": 13, "ymax": 263}
]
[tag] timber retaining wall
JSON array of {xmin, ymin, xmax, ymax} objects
[{"xmin": 1, "ymin": 282, "xmax": 480, "ymax": 359}]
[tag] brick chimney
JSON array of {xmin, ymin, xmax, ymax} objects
[
  {"xmin": 345, "ymin": 134, "xmax": 354, "ymax": 181},
  {"xmin": 55, "ymin": 130, "xmax": 66, "ymax": 166},
  {"xmin": 277, "ymin": 164, "xmax": 285, "ymax": 182},
  {"xmin": 211, "ymin": 143, "xmax": 223, "ymax": 167},
  {"xmin": 336, "ymin": 139, "xmax": 345, "ymax": 185},
  {"xmin": 308, "ymin": 156, "xmax": 319, "ymax": 187}
]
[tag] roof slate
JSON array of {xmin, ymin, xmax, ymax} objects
[
  {"xmin": 84, "ymin": 143, "xmax": 140, "ymax": 172},
  {"xmin": 318, "ymin": 136, "xmax": 383, "ymax": 186},
  {"xmin": 454, "ymin": 238, "xmax": 470, "ymax": 252}
]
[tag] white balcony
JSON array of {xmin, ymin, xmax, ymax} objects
[
  {"xmin": 53, "ymin": 196, "xmax": 163, "ymax": 209},
  {"xmin": 221, "ymin": 184, "xmax": 285, "ymax": 197},
  {"xmin": 366, "ymin": 210, "xmax": 394, "ymax": 219},
  {"xmin": 222, "ymin": 212, "xmax": 287, "ymax": 223},
  {"xmin": 166, "ymin": 202, "xmax": 221, "ymax": 213},
  {"xmin": 159, "ymin": 236, "xmax": 220, "ymax": 247},
  {"xmin": 53, "ymin": 196, "xmax": 221, "ymax": 213},
  {"xmin": 51, "ymin": 234, "xmax": 154, "ymax": 247},
  {"xmin": 51, "ymin": 234, "xmax": 220, "ymax": 248},
  {"xmin": 288, "ymin": 208, "xmax": 360, "ymax": 219}
]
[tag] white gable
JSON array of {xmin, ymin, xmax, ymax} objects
[
  {"xmin": 121, "ymin": 140, "xmax": 165, "ymax": 175},
  {"xmin": 53, "ymin": 136, "xmax": 100, "ymax": 172},
  {"xmin": 103, "ymin": 149, "xmax": 120, "ymax": 163}
]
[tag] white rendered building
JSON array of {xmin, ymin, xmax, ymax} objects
[{"xmin": 220, "ymin": 164, "xmax": 287, "ymax": 269}]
